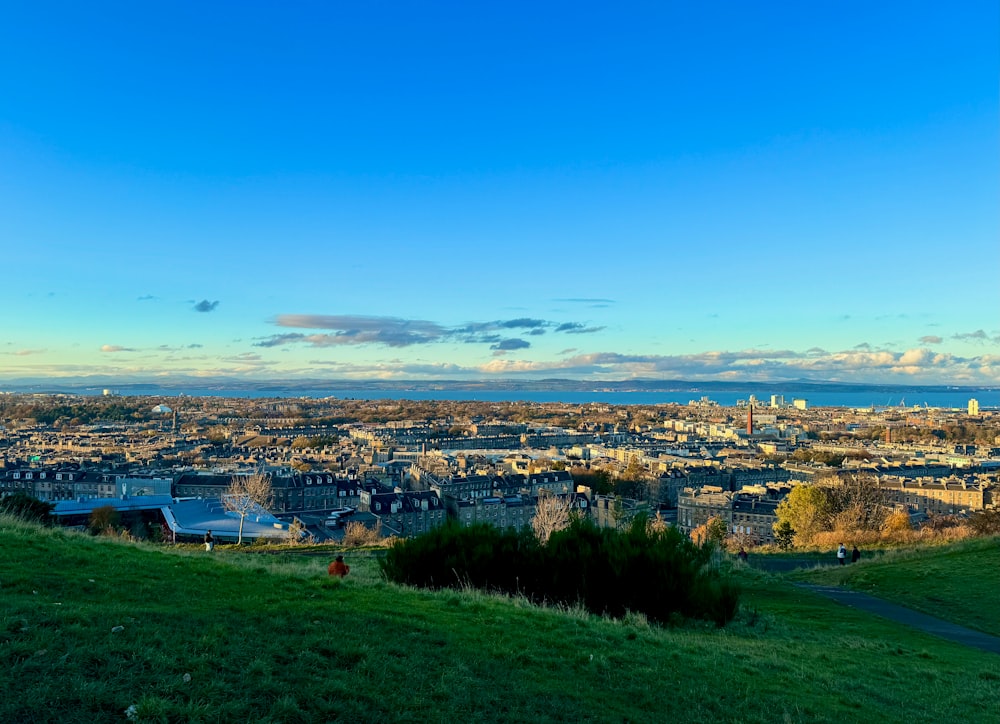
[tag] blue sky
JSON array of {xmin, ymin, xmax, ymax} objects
[{"xmin": 1, "ymin": 2, "xmax": 997, "ymax": 385}]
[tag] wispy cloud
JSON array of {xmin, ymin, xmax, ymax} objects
[
  {"xmin": 554, "ymin": 322, "xmax": 605, "ymax": 334},
  {"xmin": 490, "ymin": 338, "xmax": 531, "ymax": 356},
  {"xmin": 953, "ymin": 329, "xmax": 987, "ymax": 341},
  {"xmin": 100, "ymin": 345, "xmax": 136, "ymax": 353},
  {"xmin": 553, "ymin": 298, "xmax": 616, "ymax": 306},
  {"xmin": 920, "ymin": 335, "xmax": 943, "ymax": 344},
  {"xmin": 194, "ymin": 300, "xmax": 220, "ymax": 313}
]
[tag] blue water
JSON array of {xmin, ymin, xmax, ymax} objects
[{"xmin": 67, "ymin": 386, "xmax": 999, "ymax": 409}]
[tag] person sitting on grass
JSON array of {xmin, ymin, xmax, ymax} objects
[{"xmin": 328, "ymin": 555, "xmax": 350, "ymax": 578}]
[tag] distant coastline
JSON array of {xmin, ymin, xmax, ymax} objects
[{"xmin": 1, "ymin": 377, "xmax": 996, "ymax": 409}]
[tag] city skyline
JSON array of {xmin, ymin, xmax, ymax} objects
[{"xmin": 2, "ymin": 3, "xmax": 998, "ymax": 386}]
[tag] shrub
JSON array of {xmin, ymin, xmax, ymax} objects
[
  {"xmin": 342, "ymin": 520, "xmax": 383, "ymax": 546},
  {"xmin": 380, "ymin": 521, "xmax": 539, "ymax": 593},
  {"xmin": 88, "ymin": 505, "xmax": 122, "ymax": 535},
  {"xmin": 882, "ymin": 511, "xmax": 912, "ymax": 534},
  {"xmin": 967, "ymin": 509, "xmax": 1000, "ymax": 536},
  {"xmin": 380, "ymin": 516, "xmax": 739, "ymax": 626},
  {"xmin": 923, "ymin": 514, "xmax": 963, "ymax": 532},
  {"xmin": 0, "ymin": 493, "xmax": 54, "ymax": 524}
]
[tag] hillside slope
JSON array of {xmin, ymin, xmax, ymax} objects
[
  {"xmin": 1, "ymin": 518, "xmax": 997, "ymax": 723},
  {"xmin": 791, "ymin": 537, "xmax": 1000, "ymax": 637}
]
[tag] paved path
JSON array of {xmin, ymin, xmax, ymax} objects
[{"xmin": 797, "ymin": 584, "xmax": 1000, "ymax": 656}]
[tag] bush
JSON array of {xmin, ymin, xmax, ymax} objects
[
  {"xmin": 882, "ymin": 511, "xmax": 912, "ymax": 534},
  {"xmin": 380, "ymin": 516, "xmax": 739, "ymax": 626},
  {"xmin": 380, "ymin": 521, "xmax": 539, "ymax": 593},
  {"xmin": 968, "ymin": 509, "xmax": 1000, "ymax": 536},
  {"xmin": 0, "ymin": 494, "xmax": 54, "ymax": 524},
  {"xmin": 342, "ymin": 520, "xmax": 383, "ymax": 546},
  {"xmin": 89, "ymin": 505, "xmax": 121, "ymax": 535}
]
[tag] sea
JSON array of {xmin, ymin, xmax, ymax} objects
[{"xmin": 20, "ymin": 385, "xmax": 997, "ymax": 410}]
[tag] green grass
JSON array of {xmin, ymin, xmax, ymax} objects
[
  {"xmin": 1, "ymin": 516, "xmax": 997, "ymax": 723},
  {"xmin": 789, "ymin": 536, "xmax": 1000, "ymax": 637}
]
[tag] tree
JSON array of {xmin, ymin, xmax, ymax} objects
[
  {"xmin": 223, "ymin": 472, "xmax": 273, "ymax": 545},
  {"xmin": 620, "ymin": 457, "xmax": 648, "ymax": 482},
  {"xmin": 532, "ymin": 492, "xmax": 575, "ymax": 544},
  {"xmin": 773, "ymin": 520, "xmax": 795, "ymax": 550},
  {"xmin": 691, "ymin": 515, "xmax": 728, "ymax": 547},
  {"xmin": 824, "ymin": 473, "xmax": 891, "ymax": 532},
  {"xmin": 773, "ymin": 485, "xmax": 834, "ymax": 546}
]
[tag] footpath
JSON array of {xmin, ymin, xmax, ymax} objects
[{"xmin": 796, "ymin": 583, "xmax": 1000, "ymax": 656}]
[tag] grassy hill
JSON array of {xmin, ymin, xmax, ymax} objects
[
  {"xmin": 1, "ymin": 516, "xmax": 998, "ymax": 723},
  {"xmin": 790, "ymin": 537, "xmax": 1000, "ymax": 637}
]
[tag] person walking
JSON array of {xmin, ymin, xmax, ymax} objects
[
  {"xmin": 837, "ymin": 543, "xmax": 847, "ymax": 565},
  {"xmin": 851, "ymin": 545, "xmax": 861, "ymax": 563},
  {"xmin": 204, "ymin": 530, "xmax": 214, "ymax": 552},
  {"xmin": 328, "ymin": 555, "xmax": 350, "ymax": 578}
]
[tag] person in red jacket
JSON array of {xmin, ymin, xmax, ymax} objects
[{"xmin": 328, "ymin": 555, "xmax": 350, "ymax": 578}]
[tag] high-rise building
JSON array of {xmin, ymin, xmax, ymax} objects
[
  {"xmin": 968, "ymin": 399, "xmax": 980, "ymax": 416},
  {"xmin": 770, "ymin": 395, "xmax": 784, "ymax": 408}
]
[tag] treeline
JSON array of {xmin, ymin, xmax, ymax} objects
[
  {"xmin": 820, "ymin": 425, "xmax": 1000, "ymax": 446},
  {"xmin": 0, "ymin": 400, "xmax": 149, "ymax": 426},
  {"xmin": 788, "ymin": 448, "xmax": 871, "ymax": 468}
]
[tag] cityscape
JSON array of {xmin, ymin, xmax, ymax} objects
[
  {"xmin": 2, "ymin": 2, "xmax": 997, "ymax": 721},
  {"xmin": 2, "ymin": 391, "xmax": 995, "ymax": 546}
]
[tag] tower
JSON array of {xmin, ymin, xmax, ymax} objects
[{"xmin": 747, "ymin": 404, "xmax": 754, "ymax": 435}]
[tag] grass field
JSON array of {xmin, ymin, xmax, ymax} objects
[
  {"xmin": 789, "ymin": 537, "xmax": 1000, "ymax": 637},
  {"xmin": 1, "ymin": 517, "xmax": 998, "ymax": 723}
]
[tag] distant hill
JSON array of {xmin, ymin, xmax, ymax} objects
[{"xmin": 2, "ymin": 374, "xmax": 995, "ymax": 397}]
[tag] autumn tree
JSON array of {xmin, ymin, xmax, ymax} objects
[
  {"xmin": 775, "ymin": 475, "xmax": 892, "ymax": 546},
  {"xmin": 773, "ymin": 485, "xmax": 834, "ymax": 546},
  {"xmin": 619, "ymin": 457, "xmax": 648, "ymax": 482},
  {"xmin": 881, "ymin": 510, "xmax": 912, "ymax": 535},
  {"xmin": 223, "ymin": 472, "xmax": 274, "ymax": 545},
  {"xmin": 691, "ymin": 515, "xmax": 728, "ymax": 547}
]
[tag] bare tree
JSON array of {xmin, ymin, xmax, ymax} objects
[
  {"xmin": 287, "ymin": 517, "xmax": 314, "ymax": 545},
  {"xmin": 822, "ymin": 473, "xmax": 891, "ymax": 532},
  {"xmin": 342, "ymin": 519, "xmax": 382, "ymax": 546},
  {"xmin": 223, "ymin": 472, "xmax": 273, "ymax": 545},
  {"xmin": 531, "ymin": 492, "xmax": 574, "ymax": 544}
]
